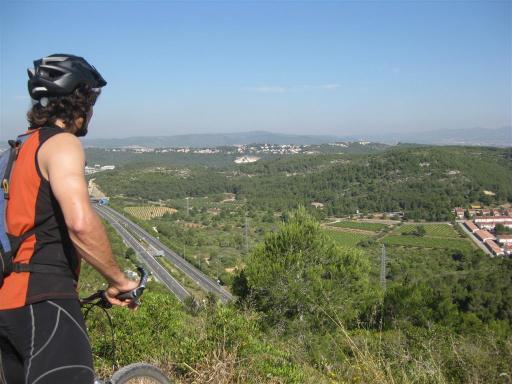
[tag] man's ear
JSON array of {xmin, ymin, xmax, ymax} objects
[{"xmin": 75, "ymin": 116, "xmax": 85, "ymax": 129}]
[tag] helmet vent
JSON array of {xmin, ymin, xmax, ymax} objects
[{"xmin": 40, "ymin": 67, "xmax": 64, "ymax": 79}]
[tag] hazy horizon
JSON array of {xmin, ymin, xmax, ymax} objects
[
  {"xmin": 78, "ymin": 126, "xmax": 510, "ymax": 141},
  {"xmin": 1, "ymin": 1, "xmax": 510, "ymax": 140}
]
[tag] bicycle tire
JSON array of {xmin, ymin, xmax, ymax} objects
[{"xmin": 109, "ymin": 363, "xmax": 171, "ymax": 384}]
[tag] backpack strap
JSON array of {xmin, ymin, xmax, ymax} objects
[
  {"xmin": 2, "ymin": 140, "xmax": 20, "ymax": 200},
  {"xmin": 2, "ymin": 134, "xmax": 36, "ymax": 255},
  {"xmin": 2, "ymin": 135, "xmax": 33, "ymax": 199},
  {"xmin": 7, "ymin": 229, "xmax": 73, "ymax": 278},
  {"xmin": 12, "ymin": 263, "xmax": 73, "ymax": 277},
  {"xmin": 7, "ymin": 228, "xmax": 38, "ymax": 258},
  {"xmin": 7, "ymin": 215, "xmax": 73, "ymax": 278}
]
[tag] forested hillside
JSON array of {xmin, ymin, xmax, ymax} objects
[{"xmin": 93, "ymin": 145, "xmax": 512, "ymax": 221}]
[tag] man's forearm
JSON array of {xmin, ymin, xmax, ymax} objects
[{"xmin": 68, "ymin": 209, "xmax": 125, "ymax": 286}]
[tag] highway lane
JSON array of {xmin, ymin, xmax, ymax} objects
[
  {"xmin": 95, "ymin": 207, "xmax": 191, "ymax": 302},
  {"xmin": 97, "ymin": 205, "xmax": 233, "ymax": 303}
]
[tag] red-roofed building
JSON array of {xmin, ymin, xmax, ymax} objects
[
  {"xmin": 468, "ymin": 209, "xmax": 479, "ymax": 217},
  {"xmin": 486, "ymin": 240, "xmax": 504, "ymax": 256},
  {"xmin": 475, "ymin": 230, "xmax": 495, "ymax": 242},
  {"xmin": 454, "ymin": 208, "xmax": 465, "ymax": 220},
  {"xmin": 464, "ymin": 221, "xmax": 479, "ymax": 233}
]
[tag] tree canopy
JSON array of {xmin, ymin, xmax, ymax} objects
[{"xmin": 238, "ymin": 206, "xmax": 375, "ymax": 332}]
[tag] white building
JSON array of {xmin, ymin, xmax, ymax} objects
[
  {"xmin": 497, "ymin": 235, "xmax": 512, "ymax": 245},
  {"xmin": 234, "ymin": 156, "xmax": 260, "ymax": 164}
]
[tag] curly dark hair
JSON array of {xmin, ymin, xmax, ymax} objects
[{"xmin": 27, "ymin": 85, "xmax": 99, "ymax": 132}]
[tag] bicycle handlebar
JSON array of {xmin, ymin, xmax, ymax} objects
[
  {"xmin": 80, "ymin": 266, "xmax": 148, "ymax": 308},
  {"xmin": 117, "ymin": 266, "xmax": 148, "ymax": 301}
]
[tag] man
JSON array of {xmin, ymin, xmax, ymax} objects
[{"xmin": 0, "ymin": 54, "xmax": 139, "ymax": 384}]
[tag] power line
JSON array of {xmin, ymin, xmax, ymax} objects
[
  {"xmin": 244, "ymin": 212, "xmax": 249, "ymax": 254},
  {"xmin": 380, "ymin": 244, "xmax": 387, "ymax": 289}
]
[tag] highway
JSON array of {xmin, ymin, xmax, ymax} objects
[
  {"xmin": 95, "ymin": 207, "xmax": 191, "ymax": 302},
  {"xmin": 96, "ymin": 204, "xmax": 233, "ymax": 303}
]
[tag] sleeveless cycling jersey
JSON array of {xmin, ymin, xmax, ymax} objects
[{"xmin": 0, "ymin": 127, "xmax": 80, "ymax": 310}]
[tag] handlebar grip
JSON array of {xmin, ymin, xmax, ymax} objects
[
  {"xmin": 116, "ymin": 266, "xmax": 148, "ymax": 302},
  {"xmin": 117, "ymin": 289, "xmax": 141, "ymax": 301}
]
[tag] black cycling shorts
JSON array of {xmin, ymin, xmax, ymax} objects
[{"xmin": 0, "ymin": 299, "xmax": 94, "ymax": 384}]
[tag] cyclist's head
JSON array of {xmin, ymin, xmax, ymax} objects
[{"xmin": 26, "ymin": 54, "xmax": 107, "ymax": 137}]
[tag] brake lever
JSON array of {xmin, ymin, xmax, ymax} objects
[
  {"xmin": 80, "ymin": 290, "xmax": 112, "ymax": 309},
  {"xmin": 98, "ymin": 291, "xmax": 113, "ymax": 309}
]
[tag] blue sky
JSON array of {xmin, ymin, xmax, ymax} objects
[{"xmin": 1, "ymin": 0, "xmax": 510, "ymax": 139}]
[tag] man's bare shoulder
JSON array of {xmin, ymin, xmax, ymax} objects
[
  {"xmin": 39, "ymin": 132, "xmax": 84, "ymax": 162},
  {"xmin": 38, "ymin": 132, "xmax": 85, "ymax": 179},
  {"xmin": 42, "ymin": 131, "xmax": 83, "ymax": 152}
]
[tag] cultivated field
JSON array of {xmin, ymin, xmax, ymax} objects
[
  {"xmin": 328, "ymin": 220, "xmax": 388, "ymax": 232},
  {"xmin": 124, "ymin": 206, "xmax": 178, "ymax": 220},
  {"xmin": 394, "ymin": 223, "xmax": 460, "ymax": 238},
  {"xmin": 324, "ymin": 229, "xmax": 373, "ymax": 247}
]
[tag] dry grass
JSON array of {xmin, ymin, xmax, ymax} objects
[{"xmin": 181, "ymin": 347, "xmax": 246, "ymax": 384}]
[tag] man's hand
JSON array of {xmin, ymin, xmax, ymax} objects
[{"xmin": 105, "ymin": 277, "xmax": 140, "ymax": 308}]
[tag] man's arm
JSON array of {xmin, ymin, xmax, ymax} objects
[{"xmin": 38, "ymin": 132, "xmax": 138, "ymax": 306}]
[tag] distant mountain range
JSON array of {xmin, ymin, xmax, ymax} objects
[
  {"xmin": 83, "ymin": 127, "xmax": 510, "ymax": 148},
  {"xmin": 83, "ymin": 131, "xmax": 350, "ymax": 148},
  {"xmin": 370, "ymin": 126, "xmax": 510, "ymax": 147}
]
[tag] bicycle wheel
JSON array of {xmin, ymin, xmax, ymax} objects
[{"xmin": 109, "ymin": 363, "xmax": 171, "ymax": 384}]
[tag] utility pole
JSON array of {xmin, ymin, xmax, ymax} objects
[
  {"xmin": 380, "ymin": 244, "xmax": 387, "ymax": 289},
  {"xmin": 185, "ymin": 197, "xmax": 190, "ymax": 216},
  {"xmin": 244, "ymin": 214, "xmax": 249, "ymax": 254}
]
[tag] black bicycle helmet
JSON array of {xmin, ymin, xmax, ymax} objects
[{"xmin": 27, "ymin": 54, "xmax": 107, "ymax": 100}]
